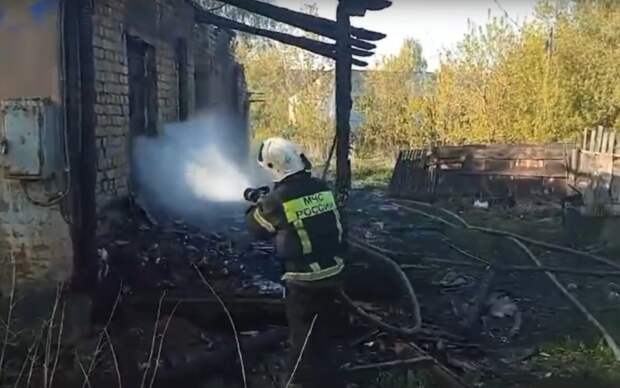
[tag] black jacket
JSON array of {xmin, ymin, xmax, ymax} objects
[{"xmin": 246, "ymin": 172, "xmax": 345, "ymax": 280}]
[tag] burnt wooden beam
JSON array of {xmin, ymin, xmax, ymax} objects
[
  {"xmin": 194, "ymin": 9, "xmax": 369, "ymax": 66},
  {"xmin": 359, "ymin": 0, "xmax": 393, "ymax": 11},
  {"xmin": 349, "ymin": 38, "xmax": 377, "ymax": 51},
  {"xmin": 342, "ymin": 0, "xmax": 392, "ymax": 16},
  {"xmin": 207, "ymin": 0, "xmax": 387, "ymax": 41},
  {"xmin": 335, "ymin": 2, "xmax": 353, "ymax": 221}
]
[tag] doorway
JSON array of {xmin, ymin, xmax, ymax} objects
[{"xmin": 127, "ymin": 36, "xmax": 157, "ymax": 137}]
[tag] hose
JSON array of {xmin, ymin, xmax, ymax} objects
[
  {"xmin": 396, "ymin": 199, "xmax": 469, "ymax": 228},
  {"xmin": 342, "ymin": 237, "xmax": 422, "ymax": 336},
  {"xmin": 508, "ymin": 237, "xmax": 620, "ymax": 362},
  {"xmin": 392, "ymin": 199, "xmax": 620, "ymax": 272},
  {"xmin": 391, "ymin": 198, "xmax": 620, "ymax": 360}
]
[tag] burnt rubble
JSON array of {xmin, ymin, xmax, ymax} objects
[
  {"xmin": 86, "ymin": 197, "xmax": 482, "ymax": 387},
  {"xmin": 86, "ymin": 187, "xmax": 620, "ymax": 387}
]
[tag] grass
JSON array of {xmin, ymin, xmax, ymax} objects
[
  {"xmin": 373, "ymin": 370, "xmax": 428, "ymax": 388},
  {"xmin": 353, "ymin": 161, "xmax": 394, "ymax": 188},
  {"xmin": 315, "ymin": 157, "xmax": 395, "ymax": 188},
  {"xmin": 528, "ymin": 338, "xmax": 620, "ymax": 383}
]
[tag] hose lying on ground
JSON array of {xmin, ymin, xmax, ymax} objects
[
  {"xmin": 343, "ymin": 236, "xmax": 423, "ymax": 336},
  {"xmin": 508, "ymin": 237, "xmax": 620, "ymax": 362},
  {"xmin": 391, "ymin": 199, "xmax": 620, "ymax": 361},
  {"xmin": 393, "ymin": 199, "xmax": 620, "ymax": 272}
]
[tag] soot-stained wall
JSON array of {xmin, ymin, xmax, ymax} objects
[{"xmin": 92, "ymin": 0, "xmax": 249, "ymax": 212}]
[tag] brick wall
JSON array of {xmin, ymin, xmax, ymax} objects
[
  {"xmin": 156, "ymin": 44, "xmax": 180, "ymax": 123},
  {"xmin": 91, "ymin": 0, "xmax": 248, "ymax": 215},
  {"xmin": 92, "ymin": 0, "xmax": 131, "ymax": 208}
]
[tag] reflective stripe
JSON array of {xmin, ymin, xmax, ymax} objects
[
  {"xmin": 253, "ymin": 208, "xmax": 275, "ymax": 233},
  {"xmin": 282, "ymin": 257, "xmax": 344, "ymax": 282},
  {"xmin": 309, "ymin": 262, "xmax": 321, "ymax": 272},
  {"xmin": 293, "ymin": 220, "xmax": 312, "ymax": 255},
  {"xmin": 283, "ymin": 191, "xmax": 337, "ymax": 223}
]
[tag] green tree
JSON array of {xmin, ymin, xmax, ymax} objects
[
  {"xmin": 423, "ymin": 0, "xmax": 620, "ymax": 145},
  {"xmin": 234, "ymin": 4, "xmax": 334, "ymax": 159},
  {"xmin": 355, "ymin": 38, "xmax": 431, "ymax": 157}
]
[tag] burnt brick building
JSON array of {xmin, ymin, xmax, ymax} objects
[{"xmin": 0, "ymin": 0, "xmax": 249, "ymax": 294}]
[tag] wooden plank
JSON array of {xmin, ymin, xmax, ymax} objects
[
  {"xmin": 602, "ymin": 131, "xmax": 610, "ymax": 154},
  {"xmin": 596, "ymin": 126, "xmax": 604, "ymax": 152},
  {"xmin": 580, "ymin": 152, "xmax": 595, "ymax": 174},
  {"xmin": 435, "ymin": 144, "xmax": 568, "ymax": 160},
  {"xmin": 607, "ymin": 131, "xmax": 616, "ymax": 154},
  {"xmin": 569, "ymin": 148, "xmax": 579, "ymax": 175},
  {"xmin": 545, "ymin": 160, "xmax": 569, "ymax": 177},
  {"xmin": 580, "ymin": 150, "xmax": 620, "ymax": 158},
  {"xmin": 611, "ymin": 157, "xmax": 620, "ymax": 202},
  {"xmin": 433, "ymin": 145, "xmax": 486, "ymax": 159},
  {"xmin": 590, "ymin": 129, "xmax": 597, "ymax": 151},
  {"xmin": 583, "ymin": 128, "xmax": 589, "ymax": 149},
  {"xmin": 457, "ymin": 169, "xmax": 567, "ymax": 178},
  {"xmin": 389, "ymin": 152, "xmax": 403, "ymax": 194},
  {"xmin": 477, "ymin": 159, "xmax": 514, "ymax": 172},
  {"xmin": 596, "ymin": 153, "xmax": 614, "ymax": 182}
]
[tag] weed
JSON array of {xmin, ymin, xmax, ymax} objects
[
  {"xmin": 374, "ymin": 370, "xmax": 427, "ymax": 388},
  {"xmin": 530, "ymin": 337, "xmax": 620, "ymax": 381}
]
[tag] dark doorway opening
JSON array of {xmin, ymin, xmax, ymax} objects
[
  {"xmin": 176, "ymin": 39, "xmax": 189, "ymax": 121},
  {"xmin": 127, "ymin": 36, "xmax": 157, "ymax": 194},
  {"xmin": 127, "ymin": 36, "xmax": 158, "ymax": 137}
]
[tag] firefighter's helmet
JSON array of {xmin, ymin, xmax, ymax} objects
[{"xmin": 257, "ymin": 137, "xmax": 310, "ymax": 182}]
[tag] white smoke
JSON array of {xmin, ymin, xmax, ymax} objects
[{"xmin": 132, "ymin": 111, "xmax": 270, "ymax": 225}]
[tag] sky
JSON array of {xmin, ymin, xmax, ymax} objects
[{"xmin": 276, "ymin": 0, "xmax": 540, "ymax": 70}]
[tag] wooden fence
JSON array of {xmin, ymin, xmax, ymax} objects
[
  {"xmin": 569, "ymin": 127, "xmax": 620, "ymax": 215},
  {"xmin": 390, "ymin": 128, "xmax": 620, "ymax": 209},
  {"xmin": 390, "ymin": 143, "xmax": 573, "ymax": 200}
]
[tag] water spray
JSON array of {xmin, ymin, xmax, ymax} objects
[{"xmin": 132, "ymin": 111, "xmax": 269, "ymax": 225}]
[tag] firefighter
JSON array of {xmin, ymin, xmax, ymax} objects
[{"xmin": 244, "ymin": 137, "xmax": 347, "ymax": 388}]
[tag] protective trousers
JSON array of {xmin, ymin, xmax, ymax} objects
[{"xmin": 285, "ymin": 276, "xmax": 347, "ymax": 388}]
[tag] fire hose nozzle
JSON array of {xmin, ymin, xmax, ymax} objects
[{"xmin": 244, "ymin": 186, "xmax": 270, "ymax": 203}]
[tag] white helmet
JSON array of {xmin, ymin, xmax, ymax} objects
[{"xmin": 257, "ymin": 137, "xmax": 308, "ymax": 182}]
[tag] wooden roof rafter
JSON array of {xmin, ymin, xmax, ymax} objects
[
  {"xmin": 210, "ymin": 0, "xmax": 388, "ymax": 41},
  {"xmin": 191, "ymin": 0, "xmax": 392, "ymax": 66},
  {"xmin": 193, "ymin": 9, "xmax": 371, "ymax": 67}
]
